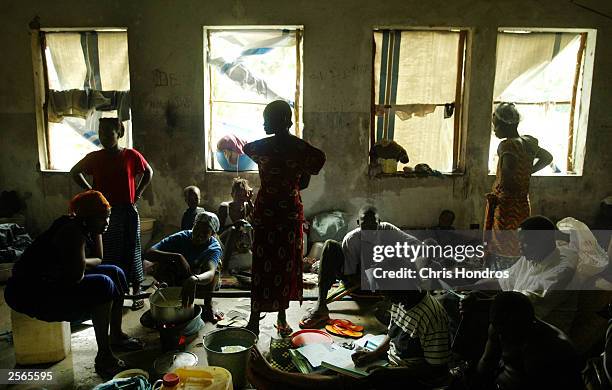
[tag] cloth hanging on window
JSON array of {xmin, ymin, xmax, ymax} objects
[
  {"xmin": 494, "ymin": 32, "xmax": 578, "ymax": 101},
  {"xmin": 208, "ymin": 30, "xmax": 297, "ymax": 105},
  {"xmin": 373, "ymin": 31, "xmax": 460, "ymax": 172},
  {"xmin": 375, "ymin": 104, "xmax": 437, "ymax": 121},
  {"xmin": 47, "ymin": 89, "xmax": 131, "ymax": 123}
]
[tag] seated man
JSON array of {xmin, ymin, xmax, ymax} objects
[
  {"xmin": 4, "ymin": 191, "xmax": 143, "ymax": 379},
  {"xmin": 432, "ymin": 209, "xmax": 455, "ymax": 230},
  {"xmin": 300, "ymin": 205, "xmax": 420, "ymax": 328},
  {"xmin": 249, "ymin": 290, "xmax": 451, "ymax": 390},
  {"xmin": 145, "ymin": 211, "xmax": 222, "ymax": 322},
  {"xmin": 476, "ymin": 291, "xmax": 584, "ymax": 390},
  {"xmin": 463, "ymin": 215, "xmax": 578, "ymax": 332}
]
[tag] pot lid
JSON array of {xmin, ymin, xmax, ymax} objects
[{"xmin": 153, "ymin": 351, "xmax": 198, "ymax": 374}]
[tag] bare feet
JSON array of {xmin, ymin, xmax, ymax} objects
[
  {"xmin": 245, "ymin": 320, "xmax": 260, "ymax": 336},
  {"xmin": 109, "ymin": 332, "xmax": 145, "ymax": 351}
]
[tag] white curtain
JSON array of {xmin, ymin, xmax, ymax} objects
[{"xmin": 373, "ymin": 30, "xmax": 461, "ymax": 172}]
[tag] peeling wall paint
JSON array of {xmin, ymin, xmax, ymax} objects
[{"xmin": 0, "ymin": 0, "xmax": 611, "ymax": 236}]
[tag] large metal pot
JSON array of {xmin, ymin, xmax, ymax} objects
[{"xmin": 149, "ymin": 287, "xmax": 194, "ymax": 324}]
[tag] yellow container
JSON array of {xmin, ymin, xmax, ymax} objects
[
  {"xmin": 11, "ymin": 310, "xmax": 71, "ymax": 365},
  {"xmin": 140, "ymin": 217, "xmax": 156, "ymax": 248},
  {"xmin": 380, "ymin": 158, "xmax": 398, "ymax": 174},
  {"xmin": 174, "ymin": 366, "xmax": 232, "ymax": 390}
]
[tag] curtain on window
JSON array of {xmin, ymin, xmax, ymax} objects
[
  {"xmin": 207, "ymin": 30, "xmax": 300, "ymax": 170},
  {"xmin": 43, "ymin": 31, "xmax": 131, "ymax": 170},
  {"xmin": 373, "ymin": 31, "xmax": 461, "ymax": 172},
  {"xmin": 489, "ymin": 32, "xmax": 581, "ymax": 174}
]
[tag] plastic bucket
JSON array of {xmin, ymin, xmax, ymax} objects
[
  {"xmin": 203, "ymin": 328, "xmax": 257, "ymax": 389},
  {"xmin": 380, "ymin": 158, "xmax": 398, "ymax": 174}
]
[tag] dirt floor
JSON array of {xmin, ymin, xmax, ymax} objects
[{"xmin": 0, "ymin": 283, "xmax": 387, "ymax": 389}]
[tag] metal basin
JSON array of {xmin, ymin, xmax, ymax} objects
[{"xmin": 149, "ymin": 287, "xmax": 194, "ymax": 324}]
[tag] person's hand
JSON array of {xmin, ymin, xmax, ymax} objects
[
  {"xmin": 174, "ymin": 254, "xmax": 191, "ymax": 275},
  {"xmin": 351, "ymin": 350, "xmax": 377, "ymax": 367},
  {"xmin": 181, "ymin": 275, "xmax": 198, "ymax": 308},
  {"xmin": 459, "ymin": 291, "xmax": 478, "ymax": 315}
]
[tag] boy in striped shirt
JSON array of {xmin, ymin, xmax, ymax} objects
[
  {"xmin": 247, "ymin": 290, "xmax": 451, "ymax": 389},
  {"xmin": 352, "ymin": 290, "xmax": 451, "ymax": 388}
]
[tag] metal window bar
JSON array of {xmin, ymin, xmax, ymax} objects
[
  {"xmin": 452, "ymin": 30, "xmax": 467, "ymax": 173},
  {"xmin": 567, "ymin": 32, "xmax": 587, "ymax": 173}
]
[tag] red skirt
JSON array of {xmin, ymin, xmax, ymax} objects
[{"xmin": 251, "ymin": 223, "xmax": 303, "ymax": 312}]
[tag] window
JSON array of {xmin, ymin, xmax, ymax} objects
[
  {"xmin": 204, "ymin": 27, "xmax": 303, "ymax": 171},
  {"xmin": 33, "ymin": 29, "xmax": 131, "ymax": 171},
  {"xmin": 372, "ymin": 29, "xmax": 468, "ymax": 174},
  {"xmin": 489, "ymin": 29, "xmax": 596, "ymax": 175}
]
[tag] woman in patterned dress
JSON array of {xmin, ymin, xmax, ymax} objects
[
  {"xmin": 484, "ymin": 103, "xmax": 553, "ymax": 261},
  {"xmin": 244, "ymin": 100, "xmax": 326, "ymax": 335}
]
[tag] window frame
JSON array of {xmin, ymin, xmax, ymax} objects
[
  {"xmin": 490, "ymin": 27, "xmax": 597, "ymax": 177},
  {"xmin": 202, "ymin": 25, "xmax": 304, "ymax": 173},
  {"xmin": 31, "ymin": 27, "xmax": 131, "ymax": 173},
  {"xmin": 370, "ymin": 27, "xmax": 470, "ymax": 175}
]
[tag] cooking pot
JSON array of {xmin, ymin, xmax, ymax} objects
[{"xmin": 149, "ymin": 286, "xmax": 194, "ymax": 324}]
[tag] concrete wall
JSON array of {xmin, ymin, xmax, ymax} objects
[{"xmin": 1, "ymin": 0, "xmax": 611, "ymax": 236}]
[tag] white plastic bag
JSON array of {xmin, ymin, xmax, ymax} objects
[{"xmin": 557, "ymin": 217, "xmax": 609, "ymax": 281}]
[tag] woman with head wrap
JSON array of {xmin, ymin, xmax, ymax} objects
[
  {"xmin": 145, "ymin": 211, "xmax": 223, "ymax": 322},
  {"xmin": 485, "ymin": 103, "xmax": 553, "ymax": 260},
  {"xmin": 4, "ymin": 190, "xmax": 144, "ymax": 379},
  {"xmin": 243, "ymin": 100, "xmax": 326, "ymax": 336}
]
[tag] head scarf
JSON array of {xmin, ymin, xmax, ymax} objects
[
  {"xmin": 70, "ymin": 190, "xmax": 110, "ymax": 217},
  {"xmin": 217, "ymin": 134, "xmax": 247, "ymax": 155},
  {"xmin": 494, "ymin": 102, "xmax": 520, "ymax": 125},
  {"xmin": 194, "ymin": 211, "xmax": 220, "ymax": 233}
]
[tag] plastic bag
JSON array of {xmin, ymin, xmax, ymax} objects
[
  {"xmin": 557, "ymin": 217, "xmax": 609, "ymax": 281},
  {"xmin": 310, "ymin": 211, "xmax": 349, "ymax": 243}
]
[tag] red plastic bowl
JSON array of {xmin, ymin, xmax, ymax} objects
[{"xmin": 290, "ymin": 329, "xmax": 334, "ymax": 348}]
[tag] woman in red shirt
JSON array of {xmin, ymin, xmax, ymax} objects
[{"xmin": 71, "ymin": 118, "xmax": 153, "ymax": 310}]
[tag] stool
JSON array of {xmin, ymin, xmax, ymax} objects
[{"xmin": 11, "ymin": 309, "xmax": 71, "ymax": 365}]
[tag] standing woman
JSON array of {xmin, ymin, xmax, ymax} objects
[
  {"xmin": 71, "ymin": 118, "xmax": 153, "ymax": 310},
  {"xmin": 485, "ymin": 103, "xmax": 553, "ymax": 260},
  {"xmin": 244, "ymin": 100, "xmax": 326, "ymax": 336}
]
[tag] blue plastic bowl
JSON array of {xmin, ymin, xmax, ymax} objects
[{"xmin": 215, "ymin": 151, "xmax": 257, "ymax": 171}]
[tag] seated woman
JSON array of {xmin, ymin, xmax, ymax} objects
[
  {"xmin": 217, "ymin": 177, "xmax": 254, "ymax": 233},
  {"xmin": 4, "ymin": 191, "xmax": 143, "ymax": 379},
  {"xmin": 217, "ymin": 178, "xmax": 254, "ymax": 274},
  {"xmin": 145, "ymin": 211, "xmax": 223, "ymax": 322}
]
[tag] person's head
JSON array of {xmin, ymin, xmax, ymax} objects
[
  {"xmin": 358, "ymin": 205, "xmax": 380, "ymax": 231},
  {"xmin": 183, "ymin": 186, "xmax": 201, "ymax": 209},
  {"xmin": 518, "ymin": 215, "xmax": 557, "ymax": 261},
  {"xmin": 192, "ymin": 211, "xmax": 220, "ymax": 245},
  {"xmin": 263, "ymin": 100, "xmax": 292, "ymax": 135},
  {"xmin": 98, "ymin": 118, "xmax": 125, "ymax": 149},
  {"xmin": 69, "ymin": 190, "xmax": 111, "ymax": 235},
  {"xmin": 231, "ymin": 178, "xmax": 252, "ymax": 202},
  {"xmin": 490, "ymin": 291, "xmax": 535, "ymax": 343},
  {"xmin": 492, "ymin": 102, "xmax": 520, "ymax": 139},
  {"xmin": 384, "ymin": 289, "xmax": 425, "ymax": 307},
  {"xmin": 438, "ymin": 209, "xmax": 455, "ymax": 228}
]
